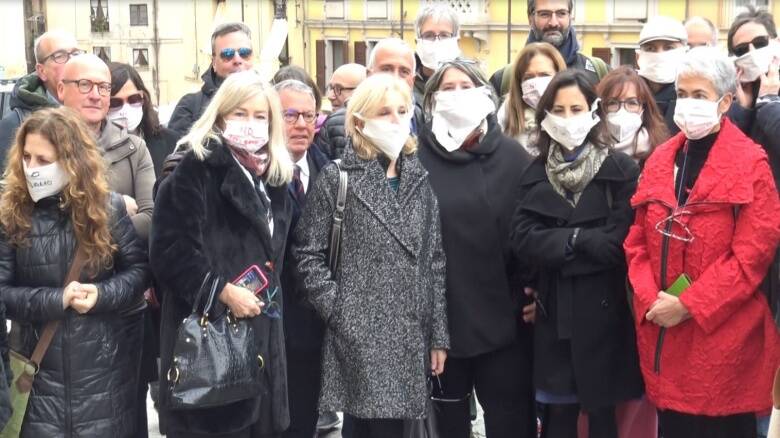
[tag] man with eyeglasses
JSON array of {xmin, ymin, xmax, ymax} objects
[
  {"xmin": 59, "ymin": 54, "xmax": 155, "ymax": 242},
  {"xmin": 326, "ymin": 63, "xmax": 366, "ymax": 111},
  {"xmin": 413, "ymin": 4, "xmax": 462, "ymax": 108},
  {"xmin": 489, "ymin": 0, "xmax": 609, "ymax": 101},
  {"xmin": 168, "ymin": 22, "xmax": 254, "ymax": 136},
  {"xmin": 0, "ymin": 29, "xmax": 83, "ymax": 165},
  {"xmin": 272, "ymin": 79, "xmax": 331, "ymax": 438}
]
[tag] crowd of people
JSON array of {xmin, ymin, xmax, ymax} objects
[{"xmin": 0, "ymin": 0, "xmax": 778, "ymax": 437}]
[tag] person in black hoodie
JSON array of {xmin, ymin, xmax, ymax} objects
[
  {"xmin": 168, "ymin": 22, "xmax": 254, "ymax": 136},
  {"xmin": 417, "ymin": 58, "xmax": 536, "ymax": 438}
]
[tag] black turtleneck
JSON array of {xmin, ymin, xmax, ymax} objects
[{"xmin": 674, "ymin": 131, "xmax": 718, "ymax": 205}]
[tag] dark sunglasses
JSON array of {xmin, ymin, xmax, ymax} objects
[
  {"xmin": 109, "ymin": 93, "xmax": 144, "ymax": 109},
  {"xmin": 733, "ymin": 35, "xmax": 770, "ymax": 57},
  {"xmin": 219, "ymin": 47, "xmax": 253, "ymax": 61}
]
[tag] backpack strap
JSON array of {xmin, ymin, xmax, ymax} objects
[
  {"xmin": 500, "ymin": 64, "xmax": 513, "ymax": 98},
  {"xmin": 586, "ymin": 55, "xmax": 610, "ymax": 81}
]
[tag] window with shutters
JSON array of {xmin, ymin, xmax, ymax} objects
[
  {"xmin": 326, "ymin": 40, "xmax": 348, "ymax": 81},
  {"xmin": 94, "ymin": 46, "xmax": 111, "ymax": 63},
  {"xmin": 325, "ymin": 0, "xmax": 345, "ymax": 19},
  {"xmin": 90, "ymin": 0, "xmax": 110, "ymax": 32},
  {"xmin": 133, "ymin": 48, "xmax": 149, "ymax": 69},
  {"xmin": 129, "ymin": 4, "xmax": 148, "ymax": 26},
  {"xmin": 366, "ymin": 0, "xmax": 388, "ymax": 19}
]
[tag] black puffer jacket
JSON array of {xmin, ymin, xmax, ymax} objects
[
  {"xmin": 313, "ymin": 108, "xmax": 347, "ymax": 159},
  {"xmin": 167, "ymin": 67, "xmax": 221, "ymax": 137},
  {"xmin": 0, "ymin": 193, "xmax": 150, "ymax": 438}
]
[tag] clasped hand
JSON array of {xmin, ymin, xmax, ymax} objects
[
  {"xmin": 645, "ymin": 291, "xmax": 690, "ymax": 328},
  {"xmin": 62, "ymin": 281, "xmax": 98, "ymax": 314}
]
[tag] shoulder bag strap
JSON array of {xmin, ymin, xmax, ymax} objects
[
  {"xmin": 329, "ymin": 160, "xmax": 348, "ymax": 273},
  {"xmin": 29, "ymin": 246, "xmax": 87, "ymax": 368}
]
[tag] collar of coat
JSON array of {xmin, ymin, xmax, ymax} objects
[
  {"xmin": 632, "ymin": 117, "xmax": 764, "ymax": 210},
  {"xmin": 519, "ymin": 150, "xmax": 636, "ymax": 224},
  {"xmin": 337, "ymin": 142, "xmax": 430, "ymax": 256}
]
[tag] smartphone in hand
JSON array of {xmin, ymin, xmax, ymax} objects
[{"xmin": 232, "ymin": 265, "xmax": 269, "ymax": 296}]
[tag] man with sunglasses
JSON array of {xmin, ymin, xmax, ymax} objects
[
  {"xmin": 0, "ymin": 29, "xmax": 83, "ymax": 166},
  {"xmin": 168, "ymin": 22, "xmax": 254, "ymax": 136}
]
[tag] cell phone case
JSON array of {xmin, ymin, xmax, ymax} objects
[
  {"xmin": 666, "ymin": 273, "xmax": 691, "ymax": 297},
  {"xmin": 232, "ymin": 265, "xmax": 269, "ymax": 296}
]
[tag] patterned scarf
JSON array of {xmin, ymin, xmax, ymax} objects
[
  {"xmin": 545, "ymin": 141, "xmax": 608, "ymax": 206},
  {"xmin": 225, "ymin": 142, "xmax": 270, "ymax": 178}
]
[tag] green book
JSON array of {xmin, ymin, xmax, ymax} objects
[{"xmin": 666, "ymin": 273, "xmax": 691, "ymax": 297}]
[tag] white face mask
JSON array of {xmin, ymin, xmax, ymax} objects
[
  {"xmin": 23, "ymin": 161, "xmax": 70, "ymax": 202},
  {"xmin": 108, "ymin": 104, "xmax": 144, "ymax": 132},
  {"xmin": 735, "ymin": 41, "xmax": 780, "ymax": 83},
  {"xmin": 222, "ymin": 119, "xmax": 269, "ymax": 153},
  {"xmin": 416, "ymin": 38, "xmax": 461, "ymax": 70},
  {"xmin": 431, "ymin": 86, "xmax": 495, "ymax": 152},
  {"xmin": 607, "ymin": 108, "xmax": 644, "ymax": 144},
  {"xmin": 541, "ymin": 99, "xmax": 601, "ymax": 151},
  {"xmin": 637, "ymin": 47, "xmax": 687, "ymax": 84},
  {"xmin": 359, "ymin": 115, "xmax": 412, "ymax": 160},
  {"xmin": 673, "ymin": 97, "xmax": 723, "ymax": 140},
  {"xmin": 521, "ymin": 76, "xmax": 554, "ymax": 109}
]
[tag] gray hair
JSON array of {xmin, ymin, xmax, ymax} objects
[
  {"xmin": 422, "ymin": 58, "xmax": 496, "ymax": 113},
  {"xmin": 367, "ymin": 38, "xmax": 416, "ymax": 72},
  {"xmin": 415, "ymin": 4, "xmax": 460, "ymax": 38},
  {"xmin": 34, "ymin": 29, "xmax": 78, "ymax": 63},
  {"xmin": 675, "ymin": 47, "xmax": 736, "ymax": 97},
  {"xmin": 210, "ymin": 22, "xmax": 252, "ymax": 55},
  {"xmin": 273, "ymin": 79, "xmax": 316, "ymax": 101},
  {"xmin": 684, "ymin": 16, "xmax": 718, "ymax": 47}
]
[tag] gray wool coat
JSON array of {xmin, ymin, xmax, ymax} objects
[{"xmin": 293, "ymin": 145, "xmax": 449, "ymax": 420}]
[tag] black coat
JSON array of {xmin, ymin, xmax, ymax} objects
[
  {"xmin": 313, "ymin": 108, "xmax": 347, "ymax": 159},
  {"xmin": 145, "ymin": 127, "xmax": 180, "ymax": 177},
  {"xmin": 150, "ymin": 140, "xmax": 291, "ymax": 436},
  {"xmin": 650, "ymin": 82, "xmax": 679, "ymax": 136},
  {"xmin": 283, "ymin": 145, "xmax": 330, "ymax": 352},
  {"xmin": 167, "ymin": 68, "xmax": 220, "ymax": 137},
  {"xmin": 0, "ymin": 193, "xmax": 149, "ymax": 437},
  {"xmin": 417, "ymin": 116, "xmax": 533, "ymax": 358},
  {"xmin": 511, "ymin": 152, "xmax": 644, "ymax": 410}
]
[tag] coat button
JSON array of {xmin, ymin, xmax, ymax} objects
[{"xmin": 601, "ymin": 299, "xmax": 609, "ymax": 309}]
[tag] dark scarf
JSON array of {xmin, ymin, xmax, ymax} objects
[{"xmin": 526, "ymin": 26, "xmax": 580, "ymax": 67}]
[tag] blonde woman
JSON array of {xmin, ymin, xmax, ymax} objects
[
  {"xmin": 293, "ymin": 73, "xmax": 449, "ymax": 438},
  {"xmin": 0, "ymin": 107, "xmax": 149, "ymax": 437},
  {"xmin": 150, "ymin": 71, "xmax": 293, "ymax": 438}
]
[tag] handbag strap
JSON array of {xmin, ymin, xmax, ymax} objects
[
  {"xmin": 328, "ymin": 160, "xmax": 348, "ymax": 273},
  {"xmin": 30, "ymin": 246, "xmax": 87, "ymax": 367}
]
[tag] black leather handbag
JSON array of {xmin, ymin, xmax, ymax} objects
[{"xmin": 166, "ymin": 273, "xmax": 264, "ymax": 410}]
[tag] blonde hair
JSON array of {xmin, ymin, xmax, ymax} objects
[
  {"xmin": 178, "ymin": 70, "xmax": 293, "ymax": 186},
  {"xmin": 345, "ymin": 74, "xmax": 416, "ymax": 160},
  {"xmin": 0, "ymin": 108, "xmax": 116, "ymax": 275}
]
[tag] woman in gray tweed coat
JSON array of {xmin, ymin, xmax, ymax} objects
[{"xmin": 293, "ymin": 73, "xmax": 449, "ymax": 437}]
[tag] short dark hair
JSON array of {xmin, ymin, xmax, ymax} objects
[
  {"xmin": 108, "ymin": 62, "xmax": 161, "ymax": 138},
  {"xmin": 727, "ymin": 5, "xmax": 777, "ymax": 55},
  {"xmin": 210, "ymin": 22, "xmax": 252, "ymax": 56},
  {"xmin": 534, "ymin": 69, "xmax": 609, "ymax": 159},
  {"xmin": 527, "ymin": 0, "xmax": 574, "ymax": 16},
  {"xmin": 272, "ymin": 65, "xmax": 322, "ymax": 112}
]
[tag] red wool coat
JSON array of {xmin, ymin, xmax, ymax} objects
[{"xmin": 624, "ymin": 118, "xmax": 780, "ymax": 415}]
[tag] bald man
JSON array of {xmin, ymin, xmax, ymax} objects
[
  {"xmin": 0, "ymin": 29, "xmax": 83, "ymax": 164},
  {"xmin": 59, "ymin": 54, "xmax": 155, "ymax": 241},
  {"xmin": 685, "ymin": 16, "xmax": 719, "ymax": 48},
  {"xmin": 326, "ymin": 63, "xmax": 366, "ymax": 110}
]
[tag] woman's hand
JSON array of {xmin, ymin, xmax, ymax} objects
[
  {"xmin": 646, "ymin": 291, "xmax": 690, "ymax": 328},
  {"xmin": 219, "ymin": 283, "xmax": 263, "ymax": 318},
  {"xmin": 62, "ymin": 281, "xmax": 86, "ymax": 310},
  {"xmin": 522, "ymin": 287, "xmax": 537, "ymax": 324},
  {"xmin": 430, "ymin": 348, "xmax": 447, "ymax": 376},
  {"xmin": 71, "ymin": 284, "xmax": 99, "ymax": 314},
  {"xmin": 758, "ymin": 56, "xmax": 780, "ymax": 99},
  {"xmin": 123, "ymin": 195, "xmax": 138, "ymax": 216}
]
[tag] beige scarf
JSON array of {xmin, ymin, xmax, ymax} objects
[{"xmin": 545, "ymin": 142, "xmax": 608, "ymax": 206}]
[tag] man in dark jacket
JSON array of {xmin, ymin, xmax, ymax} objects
[
  {"xmin": 274, "ymin": 79, "xmax": 331, "ymax": 438},
  {"xmin": 413, "ymin": 3, "xmax": 462, "ymax": 107},
  {"xmin": 0, "ymin": 30, "xmax": 83, "ymax": 165},
  {"xmin": 167, "ymin": 22, "xmax": 254, "ymax": 136},
  {"xmin": 489, "ymin": 0, "xmax": 608, "ymax": 98}
]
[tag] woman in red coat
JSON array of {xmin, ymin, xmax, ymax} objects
[{"xmin": 624, "ymin": 47, "xmax": 780, "ymax": 438}]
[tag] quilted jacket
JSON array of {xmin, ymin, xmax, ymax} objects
[{"xmin": 624, "ymin": 118, "xmax": 780, "ymax": 415}]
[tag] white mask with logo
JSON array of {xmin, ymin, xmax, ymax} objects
[
  {"xmin": 431, "ymin": 86, "xmax": 495, "ymax": 152},
  {"xmin": 359, "ymin": 115, "xmax": 412, "ymax": 159},
  {"xmin": 674, "ymin": 97, "xmax": 723, "ymax": 140},
  {"xmin": 734, "ymin": 41, "xmax": 780, "ymax": 83},
  {"xmin": 108, "ymin": 104, "xmax": 144, "ymax": 132},
  {"xmin": 541, "ymin": 99, "xmax": 601, "ymax": 151},
  {"xmin": 607, "ymin": 108, "xmax": 644, "ymax": 144},
  {"xmin": 521, "ymin": 76, "xmax": 554, "ymax": 109},
  {"xmin": 222, "ymin": 119, "xmax": 270, "ymax": 153},
  {"xmin": 416, "ymin": 37, "xmax": 461, "ymax": 70},
  {"xmin": 637, "ymin": 47, "xmax": 687, "ymax": 84},
  {"xmin": 24, "ymin": 161, "xmax": 70, "ymax": 202}
]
